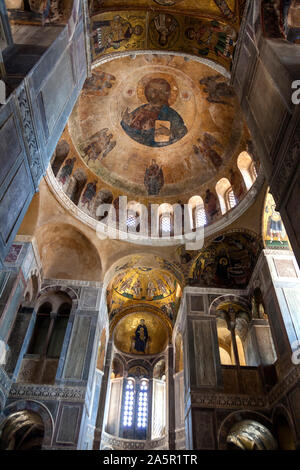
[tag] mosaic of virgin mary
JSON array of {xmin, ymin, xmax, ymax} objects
[
  {"xmin": 121, "ymin": 78, "xmax": 187, "ymax": 147},
  {"xmin": 133, "ymin": 319, "xmax": 149, "ymax": 353}
]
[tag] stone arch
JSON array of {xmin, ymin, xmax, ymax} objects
[
  {"xmin": 272, "ymin": 404, "xmax": 297, "ymax": 450},
  {"xmin": 218, "ymin": 410, "xmax": 274, "ymax": 450},
  {"xmin": 37, "ymin": 285, "xmax": 79, "ymax": 311},
  {"xmin": 0, "ymin": 400, "xmax": 54, "ymax": 448}
]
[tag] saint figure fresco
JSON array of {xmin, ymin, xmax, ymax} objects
[
  {"xmin": 133, "ymin": 319, "xmax": 149, "ymax": 353},
  {"xmin": 185, "ymin": 20, "xmax": 235, "ymax": 59},
  {"xmin": 266, "ymin": 202, "xmax": 285, "ymax": 244},
  {"xmin": 152, "ymin": 13, "xmax": 179, "ymax": 47},
  {"xmin": 92, "ymin": 15, "xmax": 144, "ymax": 55},
  {"xmin": 58, "ymin": 157, "xmax": 76, "ymax": 185},
  {"xmin": 144, "ymin": 159, "xmax": 164, "ymax": 196},
  {"xmin": 80, "ymin": 180, "xmax": 97, "ymax": 211},
  {"xmin": 121, "ymin": 78, "xmax": 187, "ymax": 148}
]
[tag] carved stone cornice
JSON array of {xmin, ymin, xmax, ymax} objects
[
  {"xmin": 102, "ymin": 431, "xmax": 167, "ymax": 450},
  {"xmin": 190, "ymin": 391, "xmax": 267, "ymax": 409},
  {"xmin": 268, "ymin": 365, "xmax": 300, "ymax": 406},
  {"xmin": 9, "ymin": 383, "xmax": 86, "ymax": 402}
]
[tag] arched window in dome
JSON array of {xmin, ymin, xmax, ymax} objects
[
  {"xmin": 216, "ymin": 178, "xmax": 236, "ymax": 214},
  {"xmin": 127, "ymin": 201, "xmax": 141, "ymax": 233},
  {"xmin": 237, "ymin": 151, "xmax": 257, "ymax": 190},
  {"xmin": 158, "ymin": 204, "xmax": 174, "ymax": 237},
  {"xmin": 188, "ymin": 196, "xmax": 207, "ymax": 230},
  {"xmin": 51, "ymin": 140, "xmax": 70, "ymax": 177}
]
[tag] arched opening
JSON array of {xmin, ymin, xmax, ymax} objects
[
  {"xmin": 51, "ymin": 140, "xmax": 70, "ymax": 177},
  {"xmin": 94, "ymin": 189, "xmax": 113, "ymax": 221},
  {"xmin": 127, "ymin": 201, "xmax": 141, "ymax": 233},
  {"xmin": 27, "ymin": 302, "xmax": 52, "ymax": 355},
  {"xmin": 152, "ymin": 360, "xmax": 166, "ymax": 439},
  {"xmin": 237, "ymin": 151, "xmax": 257, "ymax": 190},
  {"xmin": 158, "ymin": 203, "xmax": 174, "ymax": 237},
  {"xmin": 215, "ymin": 178, "xmax": 236, "ymax": 214},
  {"xmin": 96, "ymin": 329, "xmax": 107, "ymax": 372},
  {"xmin": 0, "ymin": 410, "xmax": 44, "ymax": 450},
  {"xmin": 217, "ymin": 317, "xmax": 247, "ymax": 366},
  {"xmin": 22, "ymin": 292, "xmax": 72, "ymax": 384},
  {"xmin": 226, "ymin": 420, "xmax": 277, "ymax": 450},
  {"xmin": 188, "ymin": 196, "xmax": 207, "ymax": 231},
  {"xmin": 175, "ymin": 332, "xmax": 183, "ymax": 373}
]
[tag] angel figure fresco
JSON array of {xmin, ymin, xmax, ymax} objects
[
  {"xmin": 81, "ymin": 129, "xmax": 116, "ymax": 164},
  {"xmin": 121, "ymin": 77, "xmax": 187, "ymax": 148},
  {"xmin": 91, "ymin": 15, "xmax": 144, "ymax": 55},
  {"xmin": 199, "ymin": 74, "xmax": 235, "ymax": 106},
  {"xmin": 185, "ymin": 20, "xmax": 235, "ymax": 59},
  {"xmin": 193, "ymin": 133, "xmax": 223, "ymax": 170},
  {"xmin": 144, "ymin": 159, "xmax": 164, "ymax": 196}
]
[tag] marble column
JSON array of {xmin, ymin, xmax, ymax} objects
[{"xmin": 93, "ymin": 339, "xmax": 113, "ymax": 449}]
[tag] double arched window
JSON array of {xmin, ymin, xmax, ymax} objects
[
  {"xmin": 28, "ymin": 294, "xmax": 71, "ymax": 359},
  {"xmin": 121, "ymin": 377, "xmax": 149, "ymax": 440}
]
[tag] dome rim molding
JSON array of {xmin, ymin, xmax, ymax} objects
[
  {"xmin": 91, "ymin": 49, "xmax": 231, "ymax": 78},
  {"xmin": 45, "ymin": 166, "xmax": 265, "ymax": 247}
]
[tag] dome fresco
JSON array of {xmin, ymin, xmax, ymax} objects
[
  {"xmin": 49, "ymin": 52, "xmax": 260, "ymax": 241},
  {"xmin": 68, "ymin": 54, "xmax": 248, "ymax": 200}
]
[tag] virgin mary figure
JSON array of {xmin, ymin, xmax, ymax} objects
[{"xmin": 134, "ymin": 319, "xmax": 149, "ymax": 353}]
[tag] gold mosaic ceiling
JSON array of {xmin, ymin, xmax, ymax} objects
[
  {"xmin": 107, "ymin": 254, "xmax": 184, "ymax": 327},
  {"xmin": 114, "ymin": 311, "xmax": 169, "ymax": 355}
]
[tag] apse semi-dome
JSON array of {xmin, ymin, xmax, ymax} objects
[{"xmin": 47, "ymin": 53, "xmax": 263, "ymax": 245}]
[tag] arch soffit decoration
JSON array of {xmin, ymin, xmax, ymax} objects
[
  {"xmin": 1, "ymin": 400, "xmax": 54, "ymax": 448},
  {"xmin": 217, "ymin": 409, "xmax": 274, "ymax": 450},
  {"xmin": 37, "ymin": 285, "xmax": 79, "ymax": 311},
  {"xmin": 186, "ymin": 228, "xmax": 262, "ymax": 288}
]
